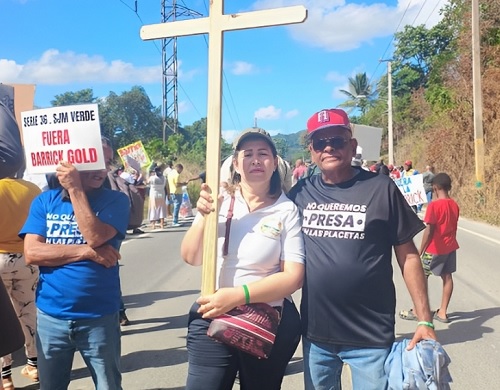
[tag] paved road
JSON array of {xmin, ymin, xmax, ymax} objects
[{"xmin": 9, "ymin": 216, "xmax": 500, "ymax": 389}]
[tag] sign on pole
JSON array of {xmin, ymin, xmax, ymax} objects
[
  {"xmin": 21, "ymin": 103, "xmax": 105, "ymax": 174},
  {"xmin": 352, "ymin": 124, "xmax": 383, "ymax": 161}
]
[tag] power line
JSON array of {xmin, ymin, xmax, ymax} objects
[
  {"xmin": 177, "ymin": 82, "xmax": 203, "ymax": 118},
  {"xmin": 199, "ymin": 0, "xmax": 242, "ymax": 131},
  {"xmin": 367, "ymin": 0, "xmax": 413, "ymax": 87},
  {"xmin": 409, "ymin": 0, "xmax": 430, "ymax": 27},
  {"xmin": 118, "ymin": 0, "xmax": 160, "ymax": 53},
  {"xmin": 117, "ymin": 0, "xmax": 203, "ymax": 127},
  {"xmin": 368, "ymin": 0, "xmax": 441, "ymax": 86},
  {"xmin": 423, "ymin": 0, "xmax": 443, "ymax": 25}
]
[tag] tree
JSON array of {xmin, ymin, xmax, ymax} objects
[
  {"xmin": 181, "ymin": 118, "xmax": 232, "ymax": 165},
  {"xmin": 98, "ymin": 86, "xmax": 162, "ymax": 148},
  {"xmin": 338, "ymin": 73, "xmax": 377, "ymax": 115},
  {"xmin": 144, "ymin": 138, "xmax": 171, "ymax": 163},
  {"xmin": 392, "ymin": 23, "xmax": 454, "ymax": 92},
  {"xmin": 273, "ymin": 137, "xmax": 289, "ymax": 159},
  {"xmin": 51, "ymin": 88, "xmax": 96, "ymax": 106}
]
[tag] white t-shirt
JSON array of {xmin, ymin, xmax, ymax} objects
[{"xmin": 196, "ymin": 190, "xmax": 305, "ymax": 307}]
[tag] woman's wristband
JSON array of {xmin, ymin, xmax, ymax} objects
[
  {"xmin": 242, "ymin": 284, "xmax": 250, "ymax": 304},
  {"xmin": 417, "ymin": 321, "xmax": 435, "ymax": 329}
]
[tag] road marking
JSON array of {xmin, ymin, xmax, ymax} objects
[{"xmin": 458, "ymin": 226, "xmax": 500, "ymax": 245}]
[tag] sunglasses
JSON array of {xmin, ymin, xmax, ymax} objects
[{"xmin": 311, "ymin": 136, "xmax": 350, "ymax": 151}]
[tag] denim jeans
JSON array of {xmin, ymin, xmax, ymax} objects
[
  {"xmin": 36, "ymin": 309, "xmax": 122, "ymax": 390},
  {"xmin": 170, "ymin": 194, "xmax": 182, "ymax": 224},
  {"xmin": 426, "ymin": 191, "xmax": 432, "ymax": 204},
  {"xmin": 303, "ymin": 337, "xmax": 390, "ymax": 390}
]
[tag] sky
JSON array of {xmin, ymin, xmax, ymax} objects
[{"xmin": 1, "ymin": 0, "xmax": 449, "ymax": 142}]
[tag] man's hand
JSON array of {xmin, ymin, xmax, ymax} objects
[
  {"xmin": 407, "ymin": 324, "xmax": 437, "ymax": 350},
  {"xmin": 56, "ymin": 161, "xmax": 83, "ymax": 191},
  {"xmin": 89, "ymin": 244, "xmax": 121, "ymax": 268}
]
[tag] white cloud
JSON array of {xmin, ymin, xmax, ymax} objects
[
  {"xmin": 222, "ymin": 129, "xmax": 240, "ymax": 143},
  {"xmin": 0, "ymin": 59, "xmax": 23, "ymax": 81},
  {"xmin": 0, "ymin": 49, "xmax": 163, "ymax": 85},
  {"xmin": 178, "ymin": 100, "xmax": 191, "ymax": 114},
  {"xmin": 254, "ymin": 105, "xmax": 282, "ymax": 120},
  {"xmin": 325, "ymin": 71, "xmax": 345, "ymax": 83},
  {"xmin": 333, "ymin": 85, "xmax": 350, "ymax": 100},
  {"xmin": 326, "ymin": 67, "xmax": 371, "ymax": 101},
  {"xmin": 167, "ymin": 60, "xmax": 200, "ymax": 82},
  {"xmin": 284, "ymin": 109, "xmax": 299, "ymax": 119},
  {"xmin": 229, "ymin": 61, "xmax": 258, "ymax": 75},
  {"xmin": 251, "ymin": 0, "xmax": 449, "ymax": 52}
]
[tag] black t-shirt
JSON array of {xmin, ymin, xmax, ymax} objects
[
  {"xmin": 288, "ymin": 168, "xmax": 424, "ymax": 347},
  {"xmin": 199, "ymin": 172, "xmax": 206, "ymax": 183}
]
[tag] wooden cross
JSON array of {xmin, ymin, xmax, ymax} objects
[{"xmin": 141, "ymin": 2, "xmax": 307, "ymax": 295}]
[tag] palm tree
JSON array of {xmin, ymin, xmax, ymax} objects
[{"xmin": 338, "ymin": 73, "xmax": 376, "ymax": 115}]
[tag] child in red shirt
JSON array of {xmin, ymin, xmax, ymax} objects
[{"xmin": 419, "ymin": 173, "xmax": 459, "ymax": 323}]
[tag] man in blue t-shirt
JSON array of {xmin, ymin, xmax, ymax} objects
[
  {"xmin": 20, "ymin": 140, "xmax": 130, "ymax": 389},
  {"xmin": 287, "ymin": 108, "xmax": 437, "ymax": 390}
]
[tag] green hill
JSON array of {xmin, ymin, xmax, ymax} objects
[{"xmin": 272, "ymin": 130, "xmax": 307, "ymax": 162}]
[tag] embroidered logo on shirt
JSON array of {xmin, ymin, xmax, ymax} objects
[{"xmin": 259, "ymin": 217, "xmax": 283, "ymax": 239}]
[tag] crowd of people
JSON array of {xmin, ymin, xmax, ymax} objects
[{"xmin": 0, "ymin": 103, "xmax": 457, "ymax": 389}]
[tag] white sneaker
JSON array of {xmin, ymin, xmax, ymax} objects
[{"xmin": 171, "ymin": 223, "xmax": 182, "ymax": 227}]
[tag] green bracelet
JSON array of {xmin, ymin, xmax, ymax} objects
[
  {"xmin": 417, "ymin": 321, "xmax": 435, "ymax": 329},
  {"xmin": 242, "ymin": 284, "xmax": 250, "ymax": 304}
]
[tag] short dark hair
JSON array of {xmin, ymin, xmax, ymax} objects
[
  {"xmin": 379, "ymin": 165, "xmax": 390, "ymax": 175},
  {"xmin": 432, "ymin": 173, "xmax": 452, "ymax": 191}
]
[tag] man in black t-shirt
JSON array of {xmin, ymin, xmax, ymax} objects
[
  {"xmin": 188, "ymin": 171, "xmax": 206, "ymax": 184},
  {"xmin": 287, "ymin": 108, "xmax": 436, "ymax": 390}
]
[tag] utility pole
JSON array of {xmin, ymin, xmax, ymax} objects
[
  {"xmin": 380, "ymin": 59, "xmax": 394, "ymax": 165},
  {"xmin": 161, "ymin": 0, "xmax": 202, "ymax": 142},
  {"xmin": 472, "ymin": 0, "xmax": 485, "ymax": 187}
]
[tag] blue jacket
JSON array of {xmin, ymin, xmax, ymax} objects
[{"xmin": 384, "ymin": 339, "xmax": 452, "ymax": 389}]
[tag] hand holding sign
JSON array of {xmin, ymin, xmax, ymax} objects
[
  {"xmin": 56, "ymin": 161, "xmax": 83, "ymax": 192},
  {"xmin": 21, "ymin": 104, "xmax": 106, "ymax": 174}
]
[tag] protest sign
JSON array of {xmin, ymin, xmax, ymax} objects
[
  {"xmin": 21, "ymin": 104, "xmax": 105, "ymax": 174},
  {"xmin": 117, "ymin": 141, "xmax": 150, "ymax": 169},
  {"xmin": 352, "ymin": 124, "xmax": 383, "ymax": 161},
  {"xmin": 394, "ymin": 174, "xmax": 427, "ymax": 206}
]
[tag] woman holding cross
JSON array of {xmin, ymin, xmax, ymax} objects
[{"xmin": 180, "ymin": 128, "xmax": 305, "ymax": 389}]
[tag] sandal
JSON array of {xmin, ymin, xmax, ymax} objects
[
  {"xmin": 434, "ymin": 309, "xmax": 450, "ymax": 323},
  {"xmin": 399, "ymin": 309, "xmax": 418, "ymax": 321},
  {"xmin": 21, "ymin": 365, "xmax": 39, "ymax": 382},
  {"xmin": 2, "ymin": 376, "xmax": 14, "ymax": 390}
]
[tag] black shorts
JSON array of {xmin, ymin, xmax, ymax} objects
[{"xmin": 422, "ymin": 251, "xmax": 457, "ymax": 276}]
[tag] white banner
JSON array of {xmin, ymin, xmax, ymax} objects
[
  {"xmin": 21, "ymin": 104, "xmax": 105, "ymax": 174},
  {"xmin": 394, "ymin": 174, "xmax": 427, "ymax": 206}
]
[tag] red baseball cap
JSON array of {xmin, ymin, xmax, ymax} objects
[
  {"xmin": 404, "ymin": 160, "xmax": 412, "ymax": 166},
  {"xmin": 307, "ymin": 108, "xmax": 351, "ymax": 137}
]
